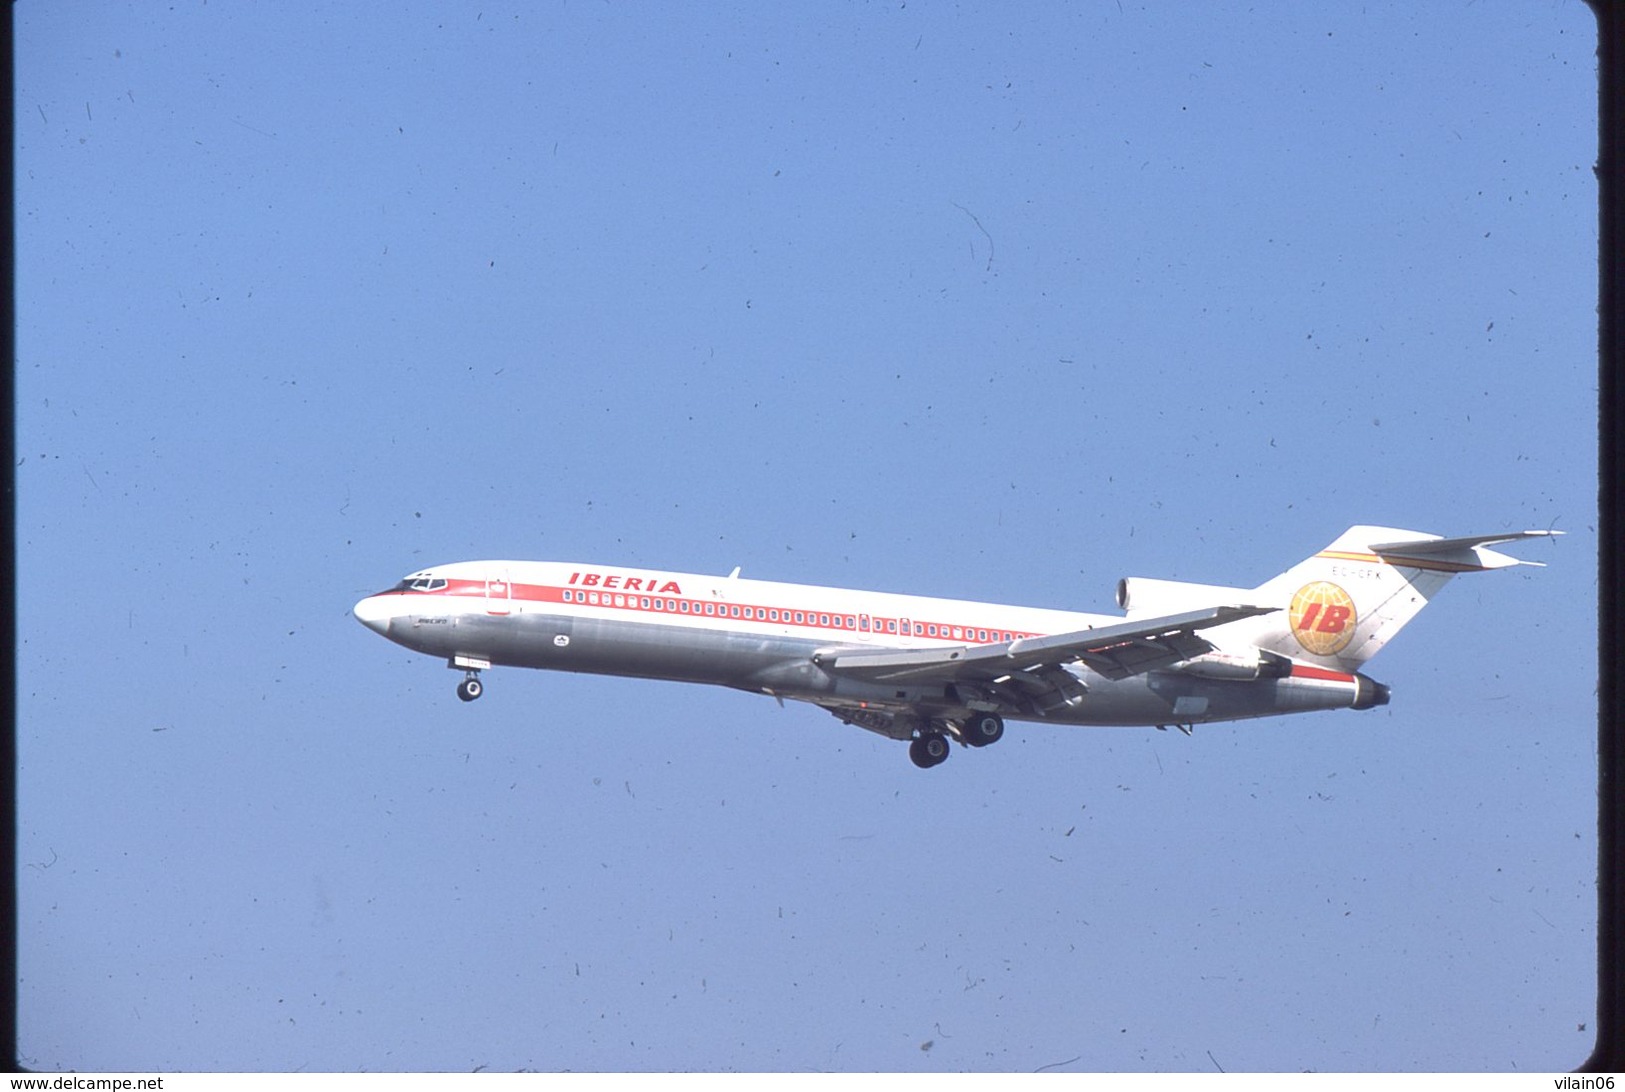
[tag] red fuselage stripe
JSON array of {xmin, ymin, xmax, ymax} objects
[{"xmin": 1289, "ymin": 664, "xmax": 1356, "ymax": 683}]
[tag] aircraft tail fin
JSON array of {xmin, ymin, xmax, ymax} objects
[{"xmin": 1231, "ymin": 525, "xmax": 1560, "ymax": 669}]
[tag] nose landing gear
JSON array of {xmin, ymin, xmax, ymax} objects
[{"xmin": 449, "ymin": 654, "xmax": 492, "ymax": 703}]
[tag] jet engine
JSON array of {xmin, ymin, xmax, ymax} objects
[
  {"xmin": 1116, "ymin": 576, "xmax": 1252, "ymax": 613},
  {"xmin": 1165, "ymin": 649, "xmax": 1293, "ymax": 681},
  {"xmin": 1352, "ymin": 673, "xmax": 1392, "ymax": 709}
]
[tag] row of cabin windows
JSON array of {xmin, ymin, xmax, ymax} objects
[
  {"xmin": 564, "ymin": 589, "xmax": 854, "ymax": 627},
  {"xmin": 560, "ymin": 588, "xmax": 1028, "ymax": 643}
]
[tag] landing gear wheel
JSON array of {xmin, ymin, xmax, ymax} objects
[
  {"xmin": 962, "ymin": 712, "xmax": 1005, "ymax": 747},
  {"xmin": 456, "ymin": 675, "xmax": 484, "ymax": 702},
  {"xmin": 909, "ymin": 733, "xmax": 951, "ymax": 769}
]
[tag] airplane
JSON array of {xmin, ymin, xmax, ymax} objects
[{"xmin": 352, "ymin": 525, "xmax": 1559, "ymax": 768}]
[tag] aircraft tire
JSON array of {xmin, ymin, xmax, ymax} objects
[
  {"xmin": 457, "ymin": 677, "xmax": 484, "ymax": 702},
  {"xmin": 962, "ymin": 713, "xmax": 1005, "ymax": 747},
  {"xmin": 909, "ymin": 733, "xmax": 950, "ymax": 769}
]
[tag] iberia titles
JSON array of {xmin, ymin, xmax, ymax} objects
[{"xmin": 568, "ymin": 570, "xmax": 683, "ymax": 595}]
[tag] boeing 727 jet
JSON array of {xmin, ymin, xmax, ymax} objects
[{"xmin": 353, "ymin": 525, "xmax": 1556, "ymax": 768}]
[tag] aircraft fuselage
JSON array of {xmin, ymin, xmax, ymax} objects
[{"xmin": 353, "ymin": 558, "xmax": 1384, "ymax": 743}]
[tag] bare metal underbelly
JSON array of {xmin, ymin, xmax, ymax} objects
[{"xmin": 386, "ymin": 610, "xmax": 1366, "ymax": 728}]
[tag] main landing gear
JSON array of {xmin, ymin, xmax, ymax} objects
[
  {"xmin": 961, "ymin": 712, "xmax": 1006, "ymax": 747},
  {"xmin": 908, "ymin": 713, "xmax": 1006, "ymax": 769},
  {"xmin": 456, "ymin": 671, "xmax": 484, "ymax": 702},
  {"xmin": 909, "ymin": 733, "xmax": 951, "ymax": 769}
]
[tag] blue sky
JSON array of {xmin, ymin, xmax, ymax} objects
[{"xmin": 16, "ymin": 1, "xmax": 1598, "ymax": 1073}]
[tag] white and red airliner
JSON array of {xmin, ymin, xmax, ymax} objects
[{"xmin": 353, "ymin": 526, "xmax": 1556, "ymax": 768}]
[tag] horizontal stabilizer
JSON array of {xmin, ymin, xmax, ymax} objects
[{"xmin": 1368, "ymin": 529, "xmax": 1562, "ymax": 569}]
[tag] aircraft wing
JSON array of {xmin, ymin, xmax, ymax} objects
[{"xmin": 812, "ymin": 604, "xmax": 1276, "ymax": 685}]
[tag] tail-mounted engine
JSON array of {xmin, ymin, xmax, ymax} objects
[
  {"xmin": 1352, "ymin": 672, "xmax": 1392, "ymax": 709},
  {"xmin": 1164, "ymin": 648, "xmax": 1293, "ymax": 681},
  {"xmin": 1116, "ymin": 576, "xmax": 1252, "ymax": 613}
]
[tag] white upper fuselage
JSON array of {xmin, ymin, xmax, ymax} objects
[{"xmin": 358, "ymin": 559, "xmax": 1117, "ymax": 651}]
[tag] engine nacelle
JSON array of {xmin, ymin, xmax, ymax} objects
[
  {"xmin": 1166, "ymin": 649, "xmax": 1293, "ymax": 681},
  {"xmin": 1353, "ymin": 673, "xmax": 1392, "ymax": 709},
  {"xmin": 1116, "ymin": 576, "xmax": 1252, "ymax": 613}
]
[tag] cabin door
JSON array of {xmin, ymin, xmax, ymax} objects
[{"xmin": 485, "ymin": 573, "xmax": 512, "ymax": 615}]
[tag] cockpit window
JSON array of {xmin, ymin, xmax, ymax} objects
[{"xmin": 395, "ymin": 576, "xmax": 449, "ymax": 592}]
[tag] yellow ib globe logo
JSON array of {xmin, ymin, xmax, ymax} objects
[{"xmin": 1289, "ymin": 581, "xmax": 1357, "ymax": 656}]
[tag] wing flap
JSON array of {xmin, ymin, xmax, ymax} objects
[
  {"xmin": 1069, "ymin": 628, "xmax": 1217, "ymax": 680},
  {"xmin": 1013, "ymin": 664, "xmax": 1091, "ymax": 713}
]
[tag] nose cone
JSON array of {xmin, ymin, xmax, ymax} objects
[{"xmin": 353, "ymin": 594, "xmax": 394, "ymax": 636}]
